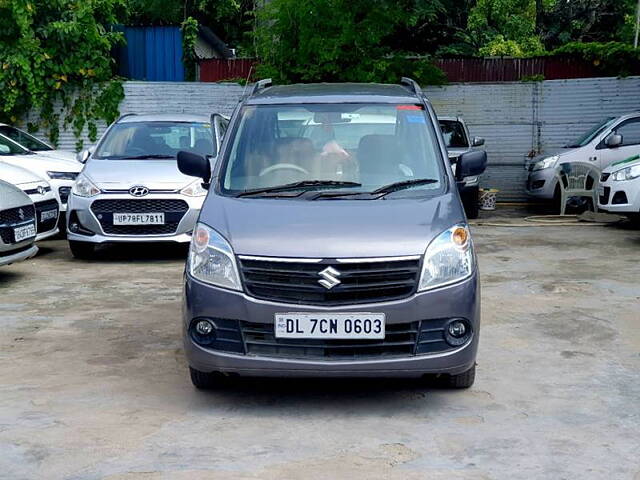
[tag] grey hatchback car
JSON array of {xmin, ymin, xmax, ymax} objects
[{"xmin": 177, "ymin": 78, "xmax": 487, "ymax": 389}]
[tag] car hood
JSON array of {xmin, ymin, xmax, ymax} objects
[
  {"xmin": 602, "ymin": 154, "xmax": 640, "ymax": 174},
  {"xmin": 528, "ymin": 147, "xmax": 581, "ymax": 164},
  {"xmin": 84, "ymin": 159, "xmax": 194, "ymax": 190},
  {"xmin": 0, "ymin": 179, "xmax": 32, "ymax": 208},
  {"xmin": 1, "ymin": 153, "xmax": 81, "ymax": 177},
  {"xmin": 200, "ymin": 192, "xmax": 465, "ymax": 258},
  {"xmin": 447, "ymin": 147, "xmax": 471, "ymax": 158},
  {"xmin": 0, "ymin": 161, "xmax": 46, "ymax": 185},
  {"xmin": 36, "ymin": 150, "xmax": 78, "ymax": 163}
]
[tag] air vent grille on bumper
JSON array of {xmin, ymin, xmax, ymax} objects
[
  {"xmin": 238, "ymin": 257, "xmax": 420, "ymax": 306},
  {"xmin": 90, "ymin": 199, "xmax": 189, "ymax": 235}
]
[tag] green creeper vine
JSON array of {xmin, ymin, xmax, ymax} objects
[
  {"xmin": 182, "ymin": 17, "xmax": 199, "ymax": 82},
  {"xmin": 0, "ymin": 0, "xmax": 127, "ymax": 150}
]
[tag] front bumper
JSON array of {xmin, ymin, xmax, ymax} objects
[
  {"xmin": 66, "ymin": 192, "xmax": 204, "ymax": 244},
  {"xmin": 0, "ymin": 244, "xmax": 38, "ymax": 267},
  {"xmin": 597, "ymin": 178, "xmax": 640, "ymax": 213},
  {"xmin": 183, "ymin": 273, "xmax": 480, "ymax": 377},
  {"xmin": 525, "ymin": 168, "xmax": 557, "ymax": 199}
]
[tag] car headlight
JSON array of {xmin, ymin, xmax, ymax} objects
[
  {"xmin": 418, "ymin": 224, "xmax": 475, "ymax": 291},
  {"xmin": 71, "ymin": 174, "xmax": 101, "ymax": 197},
  {"xmin": 532, "ymin": 155, "xmax": 559, "ymax": 171},
  {"xmin": 189, "ymin": 223, "xmax": 241, "ymax": 291},
  {"xmin": 47, "ymin": 171, "xmax": 78, "ymax": 180},
  {"xmin": 611, "ymin": 164, "xmax": 640, "ymax": 181},
  {"xmin": 180, "ymin": 179, "xmax": 208, "ymax": 197}
]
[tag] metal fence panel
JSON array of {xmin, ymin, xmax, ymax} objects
[{"xmin": 25, "ymin": 76, "xmax": 640, "ymax": 202}]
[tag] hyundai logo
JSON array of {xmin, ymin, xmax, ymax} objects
[
  {"xmin": 318, "ymin": 266, "xmax": 341, "ymax": 290},
  {"xmin": 18, "ymin": 208, "xmax": 25, "ymax": 221},
  {"xmin": 129, "ymin": 185, "xmax": 149, "ymax": 197},
  {"xmin": 37, "ymin": 185, "xmax": 46, "ymax": 195}
]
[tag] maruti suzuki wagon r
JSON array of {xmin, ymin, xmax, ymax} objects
[{"xmin": 177, "ymin": 78, "xmax": 487, "ymax": 389}]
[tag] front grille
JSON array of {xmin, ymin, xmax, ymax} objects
[
  {"xmin": 58, "ymin": 186, "xmax": 71, "ymax": 204},
  {"xmin": 90, "ymin": 199, "xmax": 189, "ymax": 235},
  {"xmin": 599, "ymin": 186, "xmax": 611, "ymax": 205},
  {"xmin": 239, "ymin": 257, "xmax": 421, "ymax": 306},
  {"xmin": 34, "ymin": 199, "xmax": 59, "ymax": 233},
  {"xmin": 24, "ymin": 185, "xmax": 51, "ymax": 195},
  {"xmin": 601, "ymin": 173, "xmax": 611, "ymax": 182},
  {"xmin": 239, "ymin": 318, "xmax": 454, "ymax": 360},
  {"xmin": 0, "ymin": 205, "xmax": 36, "ymax": 244}
]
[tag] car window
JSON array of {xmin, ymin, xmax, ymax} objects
[
  {"xmin": 0, "ymin": 126, "xmax": 52, "ymax": 151},
  {"xmin": 439, "ymin": 120, "xmax": 469, "ymax": 148},
  {"xmin": 93, "ymin": 121, "xmax": 214, "ymax": 159},
  {"xmin": 0, "ymin": 134, "xmax": 30, "ymax": 155},
  {"xmin": 566, "ymin": 117, "xmax": 616, "ymax": 148},
  {"xmin": 616, "ymin": 119, "xmax": 640, "ymax": 146},
  {"xmin": 221, "ymin": 103, "xmax": 444, "ymax": 195}
]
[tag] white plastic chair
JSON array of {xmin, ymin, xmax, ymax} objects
[{"xmin": 555, "ymin": 162, "xmax": 601, "ymax": 216}]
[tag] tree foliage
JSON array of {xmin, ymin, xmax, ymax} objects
[
  {"xmin": 0, "ymin": 0, "xmax": 126, "ymax": 148},
  {"xmin": 252, "ymin": 0, "xmax": 447, "ymax": 84}
]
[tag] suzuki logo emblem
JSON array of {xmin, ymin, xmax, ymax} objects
[
  {"xmin": 129, "ymin": 185, "xmax": 149, "ymax": 197},
  {"xmin": 318, "ymin": 266, "xmax": 341, "ymax": 290},
  {"xmin": 18, "ymin": 208, "xmax": 25, "ymax": 221}
]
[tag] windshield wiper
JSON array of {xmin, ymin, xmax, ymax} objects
[
  {"xmin": 371, "ymin": 178, "xmax": 438, "ymax": 196},
  {"xmin": 123, "ymin": 154, "xmax": 175, "ymax": 160},
  {"xmin": 236, "ymin": 180, "xmax": 361, "ymax": 198}
]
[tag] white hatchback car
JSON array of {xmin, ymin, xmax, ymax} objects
[
  {"xmin": 0, "ymin": 133, "xmax": 81, "ymax": 213},
  {"xmin": 598, "ymin": 154, "xmax": 640, "ymax": 224},
  {"xmin": 0, "ymin": 162, "xmax": 60, "ymax": 240},
  {"xmin": 0, "ymin": 123, "xmax": 77, "ymax": 162},
  {"xmin": 0, "ymin": 179, "xmax": 38, "ymax": 266}
]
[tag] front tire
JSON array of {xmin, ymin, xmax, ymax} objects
[
  {"xmin": 189, "ymin": 367, "xmax": 220, "ymax": 390},
  {"xmin": 440, "ymin": 364, "xmax": 476, "ymax": 389},
  {"xmin": 69, "ymin": 240, "xmax": 96, "ymax": 259}
]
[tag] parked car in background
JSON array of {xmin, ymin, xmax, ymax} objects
[
  {"xmin": 0, "ymin": 179, "xmax": 38, "ymax": 267},
  {"xmin": 598, "ymin": 154, "xmax": 640, "ymax": 225},
  {"xmin": 526, "ymin": 112, "xmax": 640, "ymax": 205},
  {"xmin": 67, "ymin": 113, "xmax": 224, "ymax": 259},
  {"xmin": 438, "ymin": 116, "xmax": 485, "ymax": 219},
  {"xmin": 0, "ymin": 133, "xmax": 81, "ymax": 215},
  {"xmin": 0, "ymin": 123, "xmax": 77, "ymax": 162},
  {"xmin": 0, "ymin": 162, "xmax": 59, "ymax": 241},
  {"xmin": 176, "ymin": 78, "xmax": 486, "ymax": 389}
]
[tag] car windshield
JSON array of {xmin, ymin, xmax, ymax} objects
[
  {"xmin": 439, "ymin": 120, "xmax": 469, "ymax": 148},
  {"xmin": 0, "ymin": 134, "xmax": 30, "ymax": 156},
  {"xmin": 566, "ymin": 117, "xmax": 616, "ymax": 148},
  {"xmin": 0, "ymin": 126, "xmax": 52, "ymax": 151},
  {"xmin": 221, "ymin": 104, "xmax": 444, "ymax": 197},
  {"xmin": 93, "ymin": 121, "xmax": 214, "ymax": 160}
]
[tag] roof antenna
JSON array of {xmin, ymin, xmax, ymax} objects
[{"xmin": 241, "ymin": 65, "xmax": 254, "ymax": 98}]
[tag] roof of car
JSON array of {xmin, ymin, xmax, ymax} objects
[
  {"xmin": 246, "ymin": 83, "xmax": 422, "ymax": 105},
  {"xmin": 117, "ymin": 113, "xmax": 211, "ymax": 124}
]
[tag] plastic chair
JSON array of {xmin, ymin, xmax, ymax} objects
[{"xmin": 555, "ymin": 162, "xmax": 601, "ymax": 215}]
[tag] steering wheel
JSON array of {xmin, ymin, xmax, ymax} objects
[{"xmin": 259, "ymin": 163, "xmax": 309, "ymax": 177}]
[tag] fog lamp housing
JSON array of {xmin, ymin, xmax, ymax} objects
[
  {"xmin": 444, "ymin": 318, "xmax": 472, "ymax": 347},
  {"xmin": 190, "ymin": 319, "xmax": 217, "ymax": 345}
]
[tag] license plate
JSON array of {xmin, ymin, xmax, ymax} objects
[
  {"xmin": 14, "ymin": 223, "xmax": 36, "ymax": 243},
  {"xmin": 113, "ymin": 213, "xmax": 165, "ymax": 225},
  {"xmin": 275, "ymin": 313, "xmax": 385, "ymax": 339},
  {"xmin": 40, "ymin": 209, "xmax": 57, "ymax": 222}
]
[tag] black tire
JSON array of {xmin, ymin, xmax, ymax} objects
[
  {"xmin": 462, "ymin": 187, "xmax": 480, "ymax": 219},
  {"xmin": 69, "ymin": 240, "xmax": 96, "ymax": 259},
  {"xmin": 189, "ymin": 367, "xmax": 220, "ymax": 390},
  {"xmin": 440, "ymin": 364, "xmax": 476, "ymax": 389},
  {"xmin": 627, "ymin": 213, "xmax": 640, "ymax": 227}
]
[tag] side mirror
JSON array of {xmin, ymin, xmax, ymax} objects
[
  {"xmin": 458, "ymin": 150, "xmax": 487, "ymax": 179},
  {"xmin": 472, "ymin": 136, "xmax": 485, "ymax": 147},
  {"xmin": 605, "ymin": 133, "xmax": 622, "ymax": 148},
  {"xmin": 178, "ymin": 150, "xmax": 211, "ymax": 184},
  {"xmin": 77, "ymin": 149, "xmax": 91, "ymax": 163}
]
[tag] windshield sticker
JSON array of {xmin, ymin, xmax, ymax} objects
[{"xmin": 406, "ymin": 115, "xmax": 426, "ymax": 124}]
